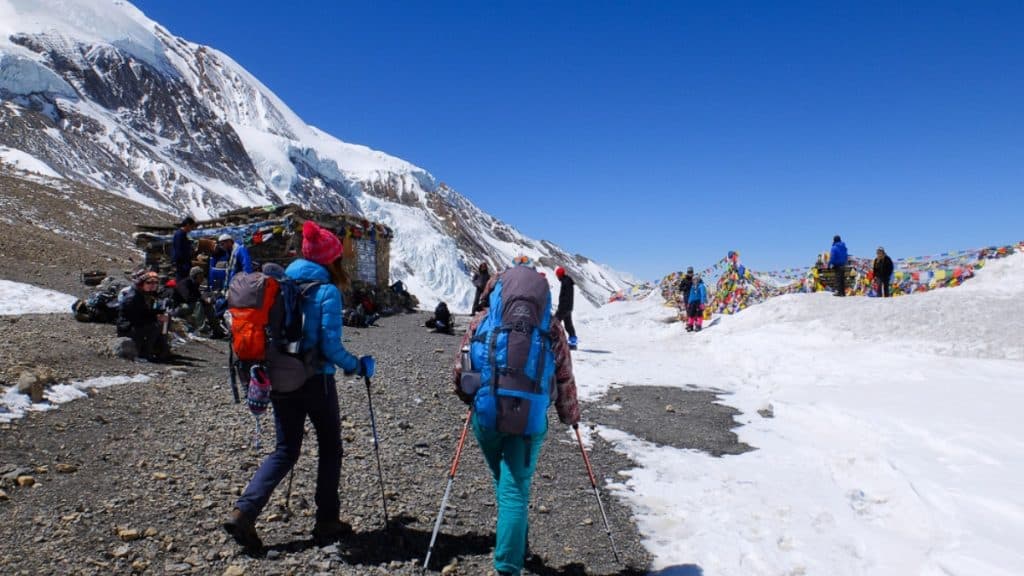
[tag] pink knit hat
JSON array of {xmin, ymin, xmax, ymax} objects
[{"xmin": 302, "ymin": 221, "xmax": 343, "ymax": 266}]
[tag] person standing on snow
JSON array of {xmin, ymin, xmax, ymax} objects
[
  {"xmin": 873, "ymin": 246, "xmax": 894, "ymax": 297},
  {"xmin": 224, "ymin": 221, "xmax": 376, "ymax": 550},
  {"xmin": 830, "ymin": 235, "xmax": 849, "ymax": 297},
  {"xmin": 171, "ymin": 216, "xmax": 195, "ymax": 280},
  {"xmin": 686, "ymin": 273, "xmax": 708, "ymax": 332},
  {"xmin": 453, "ymin": 257, "xmax": 580, "ymax": 576},
  {"xmin": 677, "ymin": 266, "xmax": 694, "ymax": 317},
  {"xmin": 555, "ymin": 266, "xmax": 577, "ymax": 349}
]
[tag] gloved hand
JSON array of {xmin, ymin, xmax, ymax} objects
[{"xmin": 358, "ymin": 355, "xmax": 376, "ymax": 378}]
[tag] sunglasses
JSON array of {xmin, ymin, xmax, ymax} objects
[{"xmin": 143, "ymin": 279, "xmax": 159, "ymax": 285}]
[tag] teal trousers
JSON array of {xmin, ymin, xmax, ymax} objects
[{"xmin": 473, "ymin": 415, "xmax": 547, "ymax": 576}]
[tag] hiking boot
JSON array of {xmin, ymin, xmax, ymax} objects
[
  {"xmin": 312, "ymin": 518, "xmax": 352, "ymax": 545},
  {"xmin": 695, "ymin": 325, "xmax": 702, "ymax": 332},
  {"xmin": 685, "ymin": 325, "xmax": 693, "ymax": 332},
  {"xmin": 224, "ymin": 508, "xmax": 262, "ymax": 550}
]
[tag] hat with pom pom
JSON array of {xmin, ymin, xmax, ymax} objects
[{"xmin": 302, "ymin": 221, "xmax": 343, "ymax": 266}]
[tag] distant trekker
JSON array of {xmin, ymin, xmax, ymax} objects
[
  {"xmin": 686, "ymin": 273, "xmax": 708, "ymax": 332},
  {"xmin": 171, "ymin": 216, "xmax": 195, "ymax": 280},
  {"xmin": 471, "ymin": 261, "xmax": 490, "ymax": 313},
  {"xmin": 830, "ymin": 235, "xmax": 849, "ymax": 297},
  {"xmin": 873, "ymin": 246, "xmax": 894, "ymax": 297},
  {"xmin": 678, "ymin": 266, "xmax": 694, "ymax": 317},
  {"xmin": 555, "ymin": 266, "xmax": 577, "ymax": 349},
  {"xmin": 218, "ymin": 234, "xmax": 253, "ymax": 289}
]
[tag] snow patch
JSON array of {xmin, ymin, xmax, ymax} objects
[
  {"xmin": 0, "ymin": 145, "xmax": 63, "ymax": 178},
  {"xmin": 0, "ymin": 279, "xmax": 76, "ymax": 315},
  {"xmin": 0, "ymin": 374, "xmax": 152, "ymax": 423}
]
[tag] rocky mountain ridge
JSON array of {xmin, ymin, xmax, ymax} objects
[{"xmin": 0, "ymin": 0, "xmax": 635, "ymax": 310}]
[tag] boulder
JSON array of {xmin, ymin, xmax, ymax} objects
[
  {"xmin": 14, "ymin": 368, "xmax": 51, "ymax": 403},
  {"xmin": 105, "ymin": 337, "xmax": 138, "ymax": 360}
]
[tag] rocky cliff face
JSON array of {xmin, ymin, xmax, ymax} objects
[{"xmin": 0, "ymin": 0, "xmax": 633, "ymax": 309}]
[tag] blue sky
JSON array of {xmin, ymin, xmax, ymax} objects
[{"xmin": 133, "ymin": 0, "xmax": 1022, "ymax": 280}]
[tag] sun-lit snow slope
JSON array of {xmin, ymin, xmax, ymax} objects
[{"xmin": 571, "ymin": 253, "xmax": 1024, "ymax": 575}]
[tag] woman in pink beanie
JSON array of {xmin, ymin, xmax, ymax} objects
[{"xmin": 226, "ymin": 220, "xmax": 376, "ymax": 550}]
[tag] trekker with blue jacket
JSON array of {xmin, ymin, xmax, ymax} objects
[
  {"xmin": 830, "ymin": 235, "xmax": 849, "ymax": 297},
  {"xmin": 225, "ymin": 220, "xmax": 375, "ymax": 550},
  {"xmin": 686, "ymin": 274, "xmax": 708, "ymax": 332}
]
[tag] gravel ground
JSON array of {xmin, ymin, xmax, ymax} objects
[{"xmin": 0, "ymin": 312, "xmax": 657, "ymax": 575}]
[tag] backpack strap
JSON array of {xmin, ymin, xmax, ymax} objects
[
  {"xmin": 487, "ymin": 327, "xmax": 500, "ymax": 390},
  {"xmin": 533, "ymin": 328, "xmax": 547, "ymax": 394}
]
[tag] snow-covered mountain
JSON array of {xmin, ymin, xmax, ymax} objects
[{"xmin": 0, "ymin": 0, "xmax": 634, "ymax": 311}]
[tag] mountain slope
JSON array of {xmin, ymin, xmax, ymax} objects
[{"xmin": 0, "ymin": 0, "xmax": 634, "ymax": 310}]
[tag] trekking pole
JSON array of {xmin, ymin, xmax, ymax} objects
[
  {"xmin": 422, "ymin": 408, "xmax": 473, "ymax": 574},
  {"xmin": 228, "ymin": 348, "xmax": 240, "ymax": 403},
  {"xmin": 364, "ymin": 375, "xmax": 390, "ymax": 532},
  {"xmin": 284, "ymin": 469, "xmax": 294, "ymax": 514},
  {"xmin": 252, "ymin": 415, "xmax": 262, "ymax": 450},
  {"xmin": 574, "ymin": 424, "xmax": 621, "ymax": 564}
]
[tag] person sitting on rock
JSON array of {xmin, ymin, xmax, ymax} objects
[
  {"xmin": 116, "ymin": 270, "xmax": 171, "ymax": 361},
  {"xmin": 425, "ymin": 301, "xmax": 454, "ymax": 334}
]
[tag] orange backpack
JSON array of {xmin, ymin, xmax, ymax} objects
[{"xmin": 227, "ymin": 272, "xmax": 278, "ymax": 362}]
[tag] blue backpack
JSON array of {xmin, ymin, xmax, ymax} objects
[{"xmin": 468, "ymin": 266, "xmax": 557, "ymax": 436}]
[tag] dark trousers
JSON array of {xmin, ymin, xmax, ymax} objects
[
  {"xmin": 236, "ymin": 374, "xmax": 342, "ymax": 522},
  {"xmin": 880, "ymin": 280, "xmax": 891, "ymax": 297},
  {"xmin": 558, "ymin": 311, "xmax": 576, "ymax": 339},
  {"xmin": 130, "ymin": 322, "xmax": 169, "ymax": 360},
  {"xmin": 832, "ymin": 265, "xmax": 846, "ymax": 296}
]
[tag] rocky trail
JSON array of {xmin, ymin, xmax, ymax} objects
[{"xmin": 0, "ymin": 311, "xmax": 656, "ymax": 575}]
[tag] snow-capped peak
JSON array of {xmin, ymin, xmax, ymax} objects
[{"xmin": 0, "ymin": 0, "xmax": 634, "ymax": 310}]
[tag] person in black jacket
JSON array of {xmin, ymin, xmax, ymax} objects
[
  {"xmin": 171, "ymin": 216, "xmax": 195, "ymax": 280},
  {"xmin": 555, "ymin": 266, "xmax": 577, "ymax": 348},
  {"xmin": 873, "ymin": 247, "xmax": 895, "ymax": 297},
  {"xmin": 117, "ymin": 270, "xmax": 171, "ymax": 361},
  {"xmin": 426, "ymin": 301, "xmax": 454, "ymax": 334},
  {"xmin": 678, "ymin": 267, "xmax": 694, "ymax": 317},
  {"xmin": 471, "ymin": 262, "xmax": 490, "ymax": 313}
]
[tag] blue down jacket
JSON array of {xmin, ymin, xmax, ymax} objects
[
  {"xmin": 284, "ymin": 258, "xmax": 359, "ymax": 376},
  {"xmin": 687, "ymin": 281, "xmax": 707, "ymax": 304}
]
